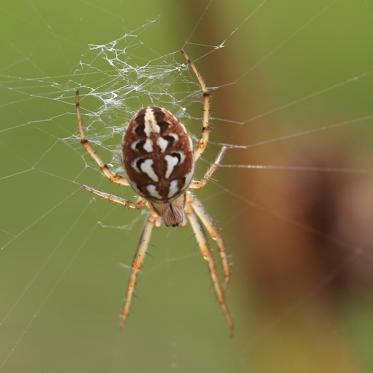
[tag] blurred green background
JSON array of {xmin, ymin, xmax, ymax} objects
[{"xmin": 1, "ymin": 1, "xmax": 373, "ymax": 372}]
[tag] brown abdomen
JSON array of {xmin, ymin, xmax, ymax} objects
[{"xmin": 122, "ymin": 106, "xmax": 194, "ymax": 202}]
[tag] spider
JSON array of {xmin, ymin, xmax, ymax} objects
[{"xmin": 75, "ymin": 50, "xmax": 233, "ymax": 335}]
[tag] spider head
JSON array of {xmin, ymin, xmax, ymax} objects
[
  {"xmin": 149, "ymin": 193, "xmax": 187, "ymax": 227},
  {"xmin": 162, "ymin": 204, "xmax": 186, "ymax": 227}
]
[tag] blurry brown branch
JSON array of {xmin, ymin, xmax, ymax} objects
[{"xmin": 180, "ymin": 2, "xmax": 366, "ymax": 372}]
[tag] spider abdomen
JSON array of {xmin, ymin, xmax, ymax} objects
[{"xmin": 122, "ymin": 106, "xmax": 194, "ymax": 203}]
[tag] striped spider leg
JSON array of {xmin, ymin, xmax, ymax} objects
[
  {"xmin": 75, "ymin": 90, "xmax": 129, "ymax": 187},
  {"xmin": 181, "ymin": 50, "xmax": 210, "ymax": 161},
  {"xmin": 75, "ymin": 51, "xmax": 233, "ymax": 335},
  {"xmin": 119, "ymin": 211, "xmax": 158, "ymax": 326},
  {"xmin": 189, "ymin": 191, "xmax": 230, "ymax": 289},
  {"xmin": 185, "ymin": 192, "xmax": 233, "ymax": 335}
]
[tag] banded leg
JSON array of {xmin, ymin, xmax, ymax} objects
[
  {"xmin": 190, "ymin": 195, "xmax": 230, "ymax": 289},
  {"xmin": 75, "ymin": 90, "xmax": 129, "ymax": 186},
  {"xmin": 186, "ymin": 208, "xmax": 234, "ymax": 336},
  {"xmin": 190, "ymin": 146, "xmax": 227, "ymax": 189},
  {"xmin": 119, "ymin": 213, "xmax": 156, "ymax": 327},
  {"xmin": 84, "ymin": 185, "xmax": 145, "ymax": 209},
  {"xmin": 181, "ymin": 50, "xmax": 210, "ymax": 161}
]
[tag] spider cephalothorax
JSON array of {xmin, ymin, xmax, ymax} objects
[
  {"xmin": 122, "ymin": 106, "xmax": 194, "ymax": 226},
  {"xmin": 75, "ymin": 50, "xmax": 233, "ymax": 335}
]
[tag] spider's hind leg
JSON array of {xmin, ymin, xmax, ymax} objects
[
  {"xmin": 119, "ymin": 212, "xmax": 157, "ymax": 327},
  {"xmin": 185, "ymin": 197, "xmax": 234, "ymax": 336},
  {"xmin": 190, "ymin": 194, "xmax": 231, "ymax": 289}
]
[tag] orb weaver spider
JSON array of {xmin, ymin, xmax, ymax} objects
[{"xmin": 75, "ymin": 51, "xmax": 233, "ymax": 335}]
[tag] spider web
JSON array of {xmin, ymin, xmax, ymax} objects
[{"xmin": 1, "ymin": 0, "xmax": 373, "ymax": 372}]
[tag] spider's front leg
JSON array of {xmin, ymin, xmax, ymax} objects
[
  {"xmin": 75, "ymin": 90, "xmax": 129, "ymax": 187},
  {"xmin": 181, "ymin": 50, "xmax": 210, "ymax": 161}
]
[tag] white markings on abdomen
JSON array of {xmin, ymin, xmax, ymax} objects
[
  {"xmin": 144, "ymin": 107, "xmax": 159, "ymax": 137},
  {"xmin": 140, "ymin": 159, "xmax": 159, "ymax": 182},
  {"xmin": 131, "ymin": 138, "xmax": 153, "ymax": 152},
  {"xmin": 131, "ymin": 140, "xmax": 141, "ymax": 151},
  {"xmin": 147, "ymin": 184, "xmax": 162, "ymax": 199},
  {"xmin": 168, "ymin": 180, "xmax": 179, "ymax": 198},
  {"xmin": 132, "ymin": 158, "xmax": 159, "ymax": 182},
  {"xmin": 165, "ymin": 155, "xmax": 179, "ymax": 178},
  {"xmin": 169, "ymin": 133, "xmax": 179, "ymax": 142},
  {"xmin": 157, "ymin": 137, "xmax": 168, "ymax": 152},
  {"xmin": 143, "ymin": 138, "xmax": 153, "ymax": 152},
  {"xmin": 184, "ymin": 169, "xmax": 194, "ymax": 188},
  {"xmin": 164, "ymin": 152, "xmax": 186, "ymax": 179}
]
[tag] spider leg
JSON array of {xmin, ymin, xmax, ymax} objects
[
  {"xmin": 181, "ymin": 50, "xmax": 210, "ymax": 161},
  {"xmin": 119, "ymin": 213, "xmax": 156, "ymax": 327},
  {"xmin": 190, "ymin": 146, "xmax": 227, "ymax": 190},
  {"xmin": 75, "ymin": 90, "xmax": 129, "ymax": 186},
  {"xmin": 186, "ymin": 206, "xmax": 234, "ymax": 336},
  {"xmin": 84, "ymin": 185, "xmax": 144, "ymax": 209},
  {"xmin": 190, "ymin": 194, "xmax": 230, "ymax": 289}
]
